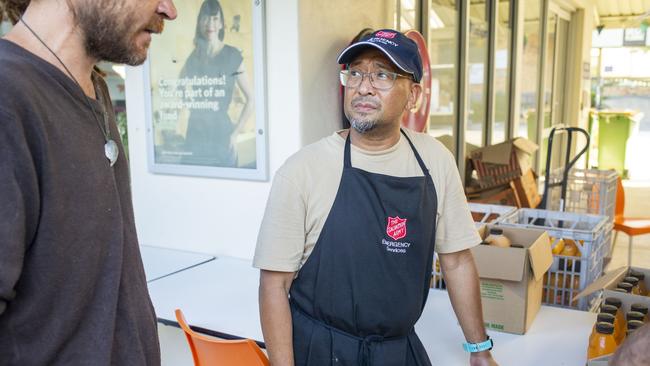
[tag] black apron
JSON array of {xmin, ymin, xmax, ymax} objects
[{"xmin": 289, "ymin": 130, "xmax": 438, "ymax": 366}]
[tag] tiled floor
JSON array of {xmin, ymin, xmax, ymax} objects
[{"xmin": 606, "ymin": 181, "xmax": 650, "ymax": 270}]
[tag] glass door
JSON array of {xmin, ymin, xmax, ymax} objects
[
  {"xmin": 551, "ymin": 17, "xmax": 570, "ymax": 127},
  {"xmin": 517, "ymin": 0, "xmax": 542, "ymax": 143},
  {"xmin": 466, "ymin": 0, "xmax": 489, "ymax": 149},
  {"xmin": 491, "ymin": 0, "xmax": 512, "ymax": 144},
  {"xmin": 427, "ymin": 0, "xmax": 460, "ymax": 155},
  {"xmin": 540, "ymin": 6, "xmax": 571, "ymax": 174}
]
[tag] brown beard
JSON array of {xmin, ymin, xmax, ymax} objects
[
  {"xmin": 1, "ymin": 0, "xmax": 30, "ymax": 24},
  {"xmin": 72, "ymin": 0, "xmax": 163, "ymax": 65}
]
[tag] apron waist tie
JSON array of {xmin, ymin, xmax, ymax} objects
[
  {"xmin": 290, "ymin": 300, "xmax": 408, "ymax": 366},
  {"xmin": 358, "ymin": 335, "xmax": 384, "ymax": 366}
]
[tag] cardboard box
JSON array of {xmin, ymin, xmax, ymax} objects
[
  {"xmin": 468, "ymin": 185, "xmax": 522, "ymax": 207},
  {"xmin": 472, "ymin": 225, "xmax": 553, "ymax": 334},
  {"xmin": 574, "ymin": 266, "xmax": 650, "ymax": 312},
  {"xmin": 512, "ymin": 169, "xmax": 541, "ymax": 208},
  {"xmin": 470, "ymin": 138, "xmax": 539, "ymax": 189}
]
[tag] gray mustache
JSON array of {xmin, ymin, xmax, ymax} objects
[{"xmin": 352, "ymin": 97, "xmax": 381, "ymax": 108}]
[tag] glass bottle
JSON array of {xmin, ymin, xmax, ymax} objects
[
  {"xmin": 623, "ymin": 276, "xmax": 641, "ymax": 295},
  {"xmin": 627, "ymin": 320, "xmax": 645, "ymax": 337},
  {"xmin": 604, "ymin": 297, "xmax": 626, "ymax": 342},
  {"xmin": 587, "ymin": 322, "xmax": 617, "ymax": 360},
  {"xmin": 483, "ymin": 228, "xmax": 511, "ymax": 248},
  {"xmin": 600, "ymin": 304, "xmax": 625, "ymax": 345},
  {"xmin": 631, "ymin": 303, "xmax": 649, "ymax": 323},
  {"xmin": 626, "ymin": 311, "xmax": 645, "ymax": 323},
  {"xmin": 628, "ymin": 270, "xmax": 647, "ymax": 296},
  {"xmin": 592, "ymin": 312, "xmax": 615, "ymax": 332},
  {"xmin": 617, "ymin": 282, "xmax": 633, "ymax": 294}
]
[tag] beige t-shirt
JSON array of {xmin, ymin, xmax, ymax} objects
[{"xmin": 253, "ymin": 129, "xmax": 480, "ymax": 272}]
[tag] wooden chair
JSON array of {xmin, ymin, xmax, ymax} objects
[
  {"xmin": 613, "ymin": 177, "xmax": 650, "ymax": 266},
  {"xmin": 175, "ymin": 309, "xmax": 269, "ymax": 366}
]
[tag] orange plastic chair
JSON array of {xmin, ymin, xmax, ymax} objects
[
  {"xmin": 175, "ymin": 309, "xmax": 270, "ymax": 366},
  {"xmin": 613, "ymin": 177, "xmax": 650, "ymax": 266}
]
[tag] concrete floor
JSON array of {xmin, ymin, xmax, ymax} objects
[{"xmin": 159, "ymin": 322, "xmax": 193, "ymax": 366}]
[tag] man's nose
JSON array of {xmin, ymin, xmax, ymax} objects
[
  {"xmin": 357, "ymin": 73, "xmax": 376, "ymax": 95},
  {"xmin": 158, "ymin": 0, "xmax": 178, "ymax": 20}
]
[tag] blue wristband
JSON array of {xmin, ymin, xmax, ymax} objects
[{"xmin": 462, "ymin": 336, "xmax": 493, "ymax": 353}]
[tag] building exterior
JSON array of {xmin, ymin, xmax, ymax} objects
[
  {"xmin": 2, "ymin": 0, "xmax": 648, "ymax": 258},
  {"xmin": 122, "ymin": 0, "xmax": 612, "ymax": 258}
]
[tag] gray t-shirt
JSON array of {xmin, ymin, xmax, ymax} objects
[{"xmin": 0, "ymin": 39, "xmax": 159, "ymax": 365}]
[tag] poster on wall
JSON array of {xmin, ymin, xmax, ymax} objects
[{"xmin": 145, "ymin": 0, "xmax": 267, "ymax": 180}]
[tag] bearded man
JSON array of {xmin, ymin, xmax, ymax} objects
[{"xmin": 0, "ymin": 1, "xmax": 176, "ymax": 364}]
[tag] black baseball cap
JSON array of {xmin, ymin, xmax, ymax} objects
[{"xmin": 337, "ymin": 29, "xmax": 423, "ymax": 83}]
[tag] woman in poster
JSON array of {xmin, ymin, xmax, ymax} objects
[{"xmin": 181, "ymin": 0, "xmax": 253, "ymax": 167}]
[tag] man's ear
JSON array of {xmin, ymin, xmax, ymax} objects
[{"xmin": 406, "ymin": 82, "xmax": 423, "ymax": 111}]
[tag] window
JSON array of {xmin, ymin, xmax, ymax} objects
[
  {"xmin": 491, "ymin": 0, "xmax": 512, "ymax": 144},
  {"xmin": 399, "ymin": 0, "xmax": 420, "ymax": 31},
  {"xmin": 427, "ymin": 0, "xmax": 460, "ymax": 154},
  {"xmin": 540, "ymin": 11, "xmax": 572, "ymax": 174},
  {"xmin": 466, "ymin": 0, "xmax": 489, "ymax": 148},
  {"xmin": 517, "ymin": 0, "xmax": 541, "ymax": 142}
]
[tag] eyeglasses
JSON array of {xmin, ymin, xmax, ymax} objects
[{"xmin": 339, "ymin": 69, "xmax": 412, "ymax": 90}]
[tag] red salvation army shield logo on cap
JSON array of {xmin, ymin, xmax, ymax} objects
[
  {"xmin": 386, "ymin": 216, "xmax": 407, "ymax": 240},
  {"xmin": 376, "ymin": 31, "xmax": 397, "ymax": 39}
]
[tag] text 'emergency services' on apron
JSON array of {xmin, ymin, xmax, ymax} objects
[{"xmin": 289, "ymin": 129, "xmax": 438, "ymax": 366}]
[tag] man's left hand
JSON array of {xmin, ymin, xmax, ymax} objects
[{"xmin": 470, "ymin": 351, "xmax": 498, "ymax": 366}]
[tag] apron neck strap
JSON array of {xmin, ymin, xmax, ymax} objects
[
  {"xmin": 400, "ymin": 129, "xmax": 430, "ymax": 176},
  {"xmin": 344, "ymin": 131, "xmax": 353, "ymax": 168},
  {"xmin": 344, "ymin": 129, "xmax": 430, "ymax": 176}
]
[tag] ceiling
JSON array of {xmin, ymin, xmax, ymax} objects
[{"xmin": 595, "ymin": 0, "xmax": 650, "ymax": 27}]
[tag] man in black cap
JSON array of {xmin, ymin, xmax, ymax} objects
[{"xmin": 254, "ymin": 29, "xmax": 498, "ymax": 365}]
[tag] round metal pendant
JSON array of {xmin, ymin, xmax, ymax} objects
[{"xmin": 104, "ymin": 140, "xmax": 119, "ymax": 167}]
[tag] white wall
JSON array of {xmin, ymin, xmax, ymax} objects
[
  {"xmin": 298, "ymin": 1, "xmax": 397, "ymax": 145},
  {"xmin": 126, "ymin": 0, "xmax": 301, "ymax": 259}
]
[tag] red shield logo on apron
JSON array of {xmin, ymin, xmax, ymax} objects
[{"xmin": 386, "ymin": 216, "xmax": 407, "ymax": 240}]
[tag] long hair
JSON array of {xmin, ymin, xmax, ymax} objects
[
  {"xmin": 0, "ymin": 0, "xmax": 29, "ymax": 24},
  {"xmin": 179, "ymin": 0, "xmax": 226, "ymax": 75},
  {"xmin": 194, "ymin": 0, "xmax": 225, "ymax": 44}
]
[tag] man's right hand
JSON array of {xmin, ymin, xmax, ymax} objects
[
  {"xmin": 259, "ymin": 269, "xmax": 296, "ymax": 366},
  {"xmin": 470, "ymin": 351, "xmax": 499, "ymax": 366}
]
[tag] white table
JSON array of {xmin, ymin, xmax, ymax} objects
[
  {"xmin": 147, "ymin": 256, "xmax": 596, "ymax": 366},
  {"xmin": 416, "ymin": 294, "xmax": 595, "ymax": 365},
  {"xmin": 139, "ymin": 245, "xmax": 215, "ymax": 282},
  {"xmin": 148, "ymin": 256, "xmax": 262, "ymax": 340}
]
